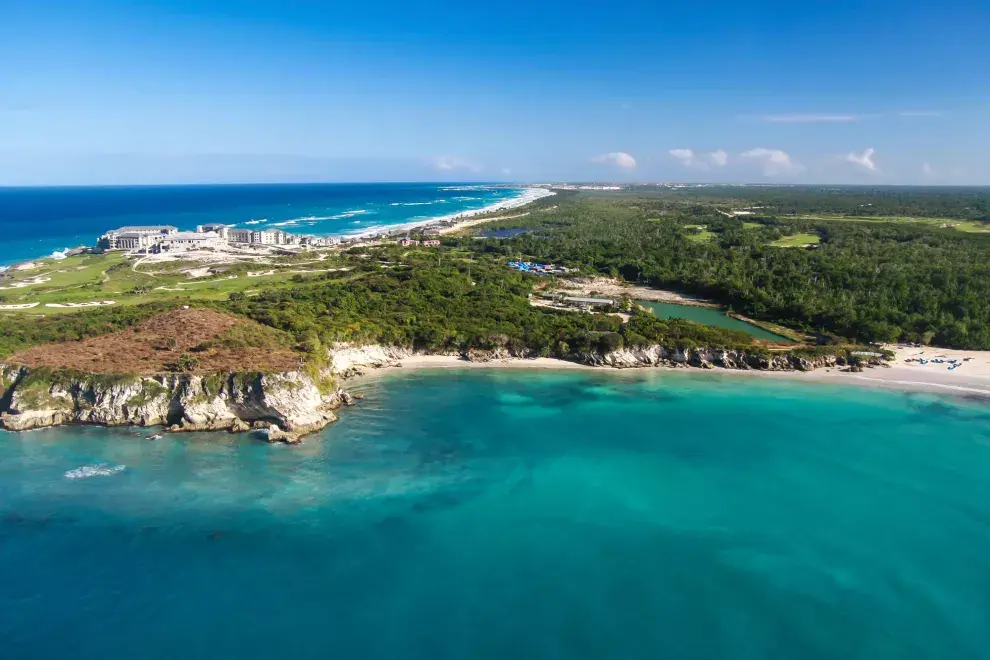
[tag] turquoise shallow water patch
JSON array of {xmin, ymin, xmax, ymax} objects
[{"xmin": 2, "ymin": 370, "xmax": 990, "ymax": 659}]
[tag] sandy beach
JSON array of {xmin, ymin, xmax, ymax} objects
[
  {"xmin": 352, "ymin": 349, "xmax": 990, "ymax": 399},
  {"xmin": 343, "ymin": 186, "xmax": 556, "ymax": 241}
]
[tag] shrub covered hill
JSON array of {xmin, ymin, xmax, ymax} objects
[{"xmin": 0, "ymin": 309, "xmax": 347, "ymax": 439}]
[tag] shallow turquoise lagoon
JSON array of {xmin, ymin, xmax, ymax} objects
[{"xmin": 2, "ymin": 370, "xmax": 990, "ymax": 659}]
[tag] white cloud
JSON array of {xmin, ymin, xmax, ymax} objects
[
  {"xmin": 669, "ymin": 148, "xmax": 728, "ymax": 170},
  {"xmin": 922, "ymin": 162, "xmax": 935, "ymax": 177},
  {"xmin": 669, "ymin": 148, "xmax": 697, "ymax": 164},
  {"xmin": 709, "ymin": 149, "xmax": 728, "ymax": 167},
  {"xmin": 898, "ymin": 110, "xmax": 944, "ymax": 118},
  {"xmin": 434, "ymin": 156, "xmax": 481, "ymax": 172},
  {"xmin": 501, "ymin": 167, "xmax": 512, "ymax": 176},
  {"xmin": 739, "ymin": 148, "xmax": 804, "ymax": 177},
  {"xmin": 844, "ymin": 148, "xmax": 878, "ymax": 171},
  {"xmin": 592, "ymin": 151, "xmax": 637, "ymax": 169},
  {"xmin": 761, "ymin": 114, "xmax": 859, "ymax": 123}
]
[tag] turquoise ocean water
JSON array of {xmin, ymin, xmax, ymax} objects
[
  {"xmin": 3, "ymin": 370, "xmax": 990, "ymax": 659},
  {"xmin": 0, "ymin": 184, "xmax": 527, "ymax": 266}
]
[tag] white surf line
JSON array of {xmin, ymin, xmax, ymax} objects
[
  {"xmin": 343, "ymin": 187, "xmax": 556, "ymax": 240},
  {"xmin": 850, "ymin": 375, "xmax": 990, "ymax": 396}
]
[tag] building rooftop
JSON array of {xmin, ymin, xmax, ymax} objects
[
  {"xmin": 112, "ymin": 225, "xmax": 178, "ymax": 233},
  {"xmin": 168, "ymin": 231, "xmax": 218, "ymax": 240},
  {"xmin": 563, "ymin": 297, "xmax": 614, "ymax": 305}
]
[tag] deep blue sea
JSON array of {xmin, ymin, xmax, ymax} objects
[
  {"xmin": 0, "ymin": 183, "xmax": 526, "ymax": 266},
  {"xmin": 3, "ymin": 370, "xmax": 990, "ymax": 659}
]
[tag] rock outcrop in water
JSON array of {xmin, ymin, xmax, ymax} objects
[{"xmin": 0, "ymin": 365, "xmax": 348, "ymax": 443}]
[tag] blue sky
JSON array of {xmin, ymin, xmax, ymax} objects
[{"xmin": 1, "ymin": 0, "xmax": 987, "ymax": 185}]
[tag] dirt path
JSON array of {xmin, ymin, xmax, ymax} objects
[{"xmin": 554, "ymin": 277, "xmax": 717, "ymax": 307}]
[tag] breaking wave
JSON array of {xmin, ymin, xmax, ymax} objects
[
  {"xmin": 65, "ymin": 464, "xmax": 126, "ymax": 479},
  {"xmin": 273, "ymin": 210, "xmax": 372, "ymax": 227}
]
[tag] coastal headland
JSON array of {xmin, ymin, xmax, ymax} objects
[
  {"xmin": 0, "ymin": 309, "xmax": 351, "ymax": 442},
  {"xmin": 0, "ymin": 330, "xmax": 894, "ymax": 440},
  {"xmin": 3, "ymin": 185, "xmax": 990, "ymax": 442}
]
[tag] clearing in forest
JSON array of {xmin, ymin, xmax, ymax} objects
[{"xmin": 771, "ymin": 233, "xmax": 820, "ymax": 247}]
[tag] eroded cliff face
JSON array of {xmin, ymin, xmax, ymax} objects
[
  {"xmin": 578, "ymin": 346, "xmax": 853, "ymax": 371},
  {"xmin": 0, "ymin": 366, "xmax": 348, "ymax": 442},
  {"xmin": 327, "ymin": 343, "xmax": 871, "ymax": 373},
  {"xmin": 328, "ymin": 344, "xmax": 415, "ymax": 377},
  {"xmin": 0, "ymin": 344, "xmax": 876, "ymax": 441}
]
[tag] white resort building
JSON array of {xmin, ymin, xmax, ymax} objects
[
  {"xmin": 198, "ymin": 224, "xmax": 296, "ymax": 246},
  {"xmin": 99, "ymin": 225, "xmax": 178, "ymax": 250},
  {"xmin": 98, "ymin": 222, "xmax": 339, "ymax": 253},
  {"xmin": 158, "ymin": 231, "xmax": 221, "ymax": 252}
]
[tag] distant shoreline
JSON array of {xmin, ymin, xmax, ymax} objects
[
  {"xmin": 339, "ymin": 186, "xmax": 556, "ymax": 240},
  {"xmin": 349, "ymin": 353, "xmax": 990, "ymax": 400},
  {"xmin": 0, "ymin": 185, "xmax": 554, "ymax": 269}
]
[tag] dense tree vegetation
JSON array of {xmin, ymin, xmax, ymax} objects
[
  {"xmin": 226, "ymin": 259, "xmax": 761, "ymax": 357},
  {"xmin": 464, "ymin": 191, "xmax": 990, "ymax": 348},
  {"xmin": 626, "ymin": 185, "xmax": 990, "ymax": 220}
]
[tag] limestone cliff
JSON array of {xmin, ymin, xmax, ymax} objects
[
  {"xmin": 327, "ymin": 343, "xmax": 879, "ymax": 374},
  {"xmin": 328, "ymin": 344, "xmax": 415, "ymax": 377},
  {"xmin": 0, "ymin": 366, "xmax": 349, "ymax": 443},
  {"xmin": 577, "ymin": 346, "xmax": 859, "ymax": 371}
]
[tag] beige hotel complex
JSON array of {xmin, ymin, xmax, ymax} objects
[{"xmin": 98, "ymin": 223, "xmax": 338, "ymax": 252}]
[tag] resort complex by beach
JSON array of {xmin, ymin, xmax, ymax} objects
[
  {"xmin": 82, "ymin": 186, "xmax": 558, "ymax": 259},
  {"xmin": 99, "ymin": 223, "xmax": 339, "ymax": 253}
]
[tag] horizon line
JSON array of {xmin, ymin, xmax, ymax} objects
[{"xmin": 1, "ymin": 181, "xmax": 988, "ymax": 190}]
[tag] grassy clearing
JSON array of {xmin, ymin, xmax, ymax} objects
[
  {"xmin": 0, "ymin": 251, "xmax": 342, "ymax": 315},
  {"xmin": 682, "ymin": 225, "xmax": 716, "ymax": 243},
  {"xmin": 687, "ymin": 230, "xmax": 716, "ymax": 243},
  {"xmin": 771, "ymin": 233, "xmax": 820, "ymax": 247},
  {"xmin": 742, "ymin": 222, "xmax": 763, "ymax": 229},
  {"xmin": 793, "ymin": 215, "xmax": 990, "ymax": 233}
]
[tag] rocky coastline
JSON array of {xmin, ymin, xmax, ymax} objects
[
  {"xmin": 0, "ymin": 365, "xmax": 352, "ymax": 443},
  {"xmin": 329, "ymin": 343, "xmax": 881, "ymax": 375},
  {"xmin": 0, "ymin": 344, "xmax": 882, "ymax": 442}
]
